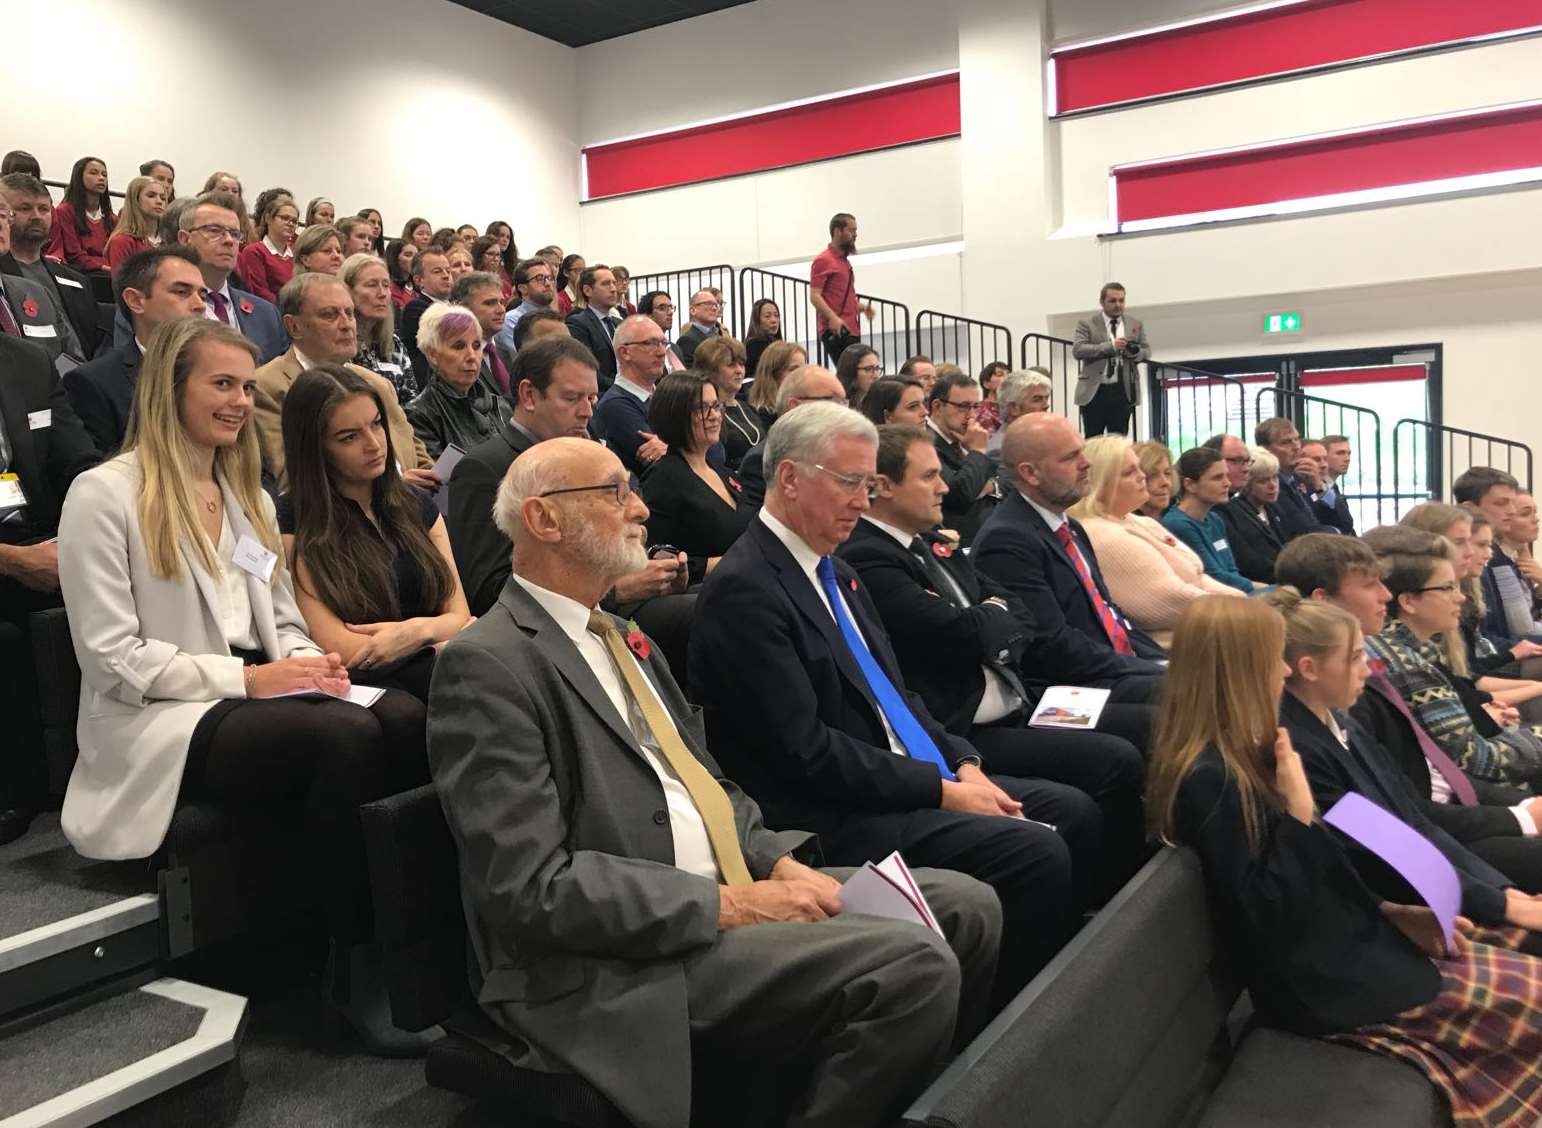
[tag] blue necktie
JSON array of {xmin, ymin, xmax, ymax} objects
[{"xmin": 815, "ymin": 557, "xmax": 956, "ymax": 781}]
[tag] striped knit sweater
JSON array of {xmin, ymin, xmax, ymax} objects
[{"xmin": 1366, "ymin": 618, "xmax": 1542, "ymax": 789}]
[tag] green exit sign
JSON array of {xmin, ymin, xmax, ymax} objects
[{"xmin": 1264, "ymin": 312, "xmax": 1303, "ymax": 334}]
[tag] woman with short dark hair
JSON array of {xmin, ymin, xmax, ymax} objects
[
  {"xmin": 641, "ymin": 372, "xmax": 753, "ymax": 584},
  {"xmin": 860, "ymin": 377, "xmax": 928, "ymax": 427},
  {"xmin": 280, "ymin": 365, "xmax": 470, "ymax": 702},
  {"xmin": 974, "ymin": 361, "xmax": 1011, "ymax": 434},
  {"xmin": 743, "ymin": 298, "xmax": 783, "ymax": 376}
]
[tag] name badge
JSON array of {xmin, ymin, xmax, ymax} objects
[
  {"xmin": 0, "ymin": 473, "xmax": 27, "ymax": 510},
  {"xmin": 231, "ymin": 533, "xmax": 277, "ymax": 582},
  {"xmin": 22, "ymin": 322, "xmax": 57, "ymax": 339},
  {"xmin": 28, "ymin": 409, "xmax": 51, "ymax": 430},
  {"xmin": 54, "ymin": 275, "xmax": 85, "ymax": 290},
  {"xmin": 378, "ymin": 362, "xmax": 402, "ymax": 375},
  {"xmin": 1212, "ymin": 538, "xmax": 1229, "ymax": 551}
]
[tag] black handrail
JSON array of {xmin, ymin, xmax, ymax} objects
[
  {"xmin": 1392, "ymin": 419, "xmax": 1534, "ymax": 507},
  {"xmin": 623, "ymin": 263, "xmax": 735, "ymax": 338},
  {"xmin": 1147, "ymin": 362, "xmax": 1247, "ymax": 449},
  {"xmin": 1259, "ymin": 386, "xmax": 1385, "ymax": 528},
  {"xmin": 1019, "ymin": 332, "xmax": 1077, "ymax": 419},
  {"xmin": 914, "ymin": 311, "xmax": 1014, "ymax": 377},
  {"xmin": 41, "ymin": 178, "xmax": 127, "ymax": 202},
  {"xmin": 859, "ymin": 291, "xmax": 912, "ymax": 366},
  {"xmin": 738, "ymin": 267, "xmax": 912, "ymax": 368}
]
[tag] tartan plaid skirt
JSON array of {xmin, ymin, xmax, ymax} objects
[{"xmin": 1325, "ymin": 929, "xmax": 1542, "ymax": 1128}]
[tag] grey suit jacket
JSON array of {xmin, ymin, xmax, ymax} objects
[
  {"xmin": 427, "ymin": 578, "xmax": 811, "ymax": 1128},
  {"xmin": 1072, "ymin": 311, "xmax": 1149, "ymax": 407},
  {"xmin": 0, "ymin": 273, "xmax": 68, "ymax": 360}
]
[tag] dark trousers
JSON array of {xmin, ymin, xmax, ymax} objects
[
  {"xmin": 0, "ymin": 576, "xmax": 65, "ymax": 807},
  {"xmin": 183, "ymin": 690, "xmax": 428, "ymax": 942},
  {"xmin": 972, "ymin": 722, "xmax": 1148, "ymax": 900},
  {"xmin": 815, "ymin": 774, "xmax": 1098, "ymax": 1005},
  {"xmin": 1081, "ymin": 380, "xmax": 1133, "ymax": 437},
  {"xmin": 1469, "ymin": 836, "xmax": 1542, "ymax": 895},
  {"xmin": 819, "ymin": 327, "xmax": 858, "ymax": 367}
]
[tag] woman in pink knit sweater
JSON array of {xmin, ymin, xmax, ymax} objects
[{"xmin": 1069, "ymin": 435, "xmax": 1242, "ymax": 648}]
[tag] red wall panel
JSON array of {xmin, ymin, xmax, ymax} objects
[
  {"xmin": 1053, "ymin": 0, "xmax": 1542, "ymax": 114},
  {"xmin": 1113, "ymin": 103, "xmax": 1542, "ymax": 225},
  {"xmin": 1302, "ymin": 365, "xmax": 1427, "ymax": 386},
  {"xmin": 583, "ymin": 73, "xmax": 960, "ymax": 200}
]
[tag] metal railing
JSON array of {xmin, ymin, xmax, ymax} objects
[
  {"xmin": 914, "ymin": 311, "xmax": 1014, "ymax": 377},
  {"xmin": 737, "ymin": 267, "xmax": 912, "ymax": 368},
  {"xmin": 1259, "ymin": 386, "xmax": 1387, "ymax": 528},
  {"xmin": 1020, "ymin": 332, "xmax": 1077, "ymax": 419},
  {"xmin": 41, "ymin": 178, "xmax": 127, "ymax": 202},
  {"xmin": 624, "ymin": 264, "xmax": 736, "ymax": 342},
  {"xmin": 1392, "ymin": 419, "xmax": 1535, "ymax": 507},
  {"xmin": 1147, "ymin": 363, "xmax": 1248, "ymax": 450}
]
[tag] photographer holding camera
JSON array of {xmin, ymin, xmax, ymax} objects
[{"xmin": 1072, "ymin": 283, "xmax": 1150, "ymax": 437}]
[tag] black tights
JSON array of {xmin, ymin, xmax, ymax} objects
[{"xmin": 182, "ymin": 690, "xmax": 428, "ymax": 942}]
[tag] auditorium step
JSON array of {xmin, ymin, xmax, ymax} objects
[
  {"xmin": 0, "ymin": 976, "xmax": 246, "ymax": 1127},
  {"xmin": 0, "ymin": 815, "xmax": 158, "ymax": 1019}
]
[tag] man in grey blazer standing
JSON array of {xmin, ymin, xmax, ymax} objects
[
  {"xmin": 1072, "ymin": 282, "xmax": 1149, "ymax": 437},
  {"xmin": 428, "ymin": 437, "xmax": 1001, "ymax": 1128}
]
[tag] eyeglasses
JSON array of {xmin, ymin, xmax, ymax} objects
[
  {"xmin": 1223, "ymin": 456, "xmax": 1250, "ymax": 465},
  {"xmin": 855, "ymin": 363, "xmax": 882, "ymax": 375},
  {"xmin": 622, "ymin": 338, "xmax": 667, "ymax": 349},
  {"xmin": 524, "ymin": 273, "xmax": 554, "ymax": 284},
  {"xmin": 693, "ymin": 402, "xmax": 724, "ymax": 417},
  {"xmin": 806, "ymin": 462, "xmax": 878, "ymax": 496},
  {"xmin": 938, "ymin": 399, "xmax": 980, "ymax": 410},
  {"xmin": 191, "ymin": 223, "xmax": 242, "ymax": 242},
  {"xmin": 1414, "ymin": 583, "xmax": 1462, "ymax": 596},
  {"xmin": 538, "ymin": 480, "xmax": 633, "ymax": 505},
  {"xmin": 692, "ymin": 299, "xmax": 722, "ymax": 309}
]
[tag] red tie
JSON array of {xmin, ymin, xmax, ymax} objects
[
  {"xmin": 208, "ymin": 289, "xmax": 231, "ymax": 325},
  {"xmin": 1055, "ymin": 523, "xmax": 1134, "ymax": 656},
  {"xmin": 488, "ymin": 347, "xmax": 511, "ymax": 395},
  {"xmin": 1366, "ymin": 663, "xmax": 1478, "ymax": 806}
]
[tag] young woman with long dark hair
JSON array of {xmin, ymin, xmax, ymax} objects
[{"xmin": 48, "ymin": 155, "xmax": 115, "ymax": 271}]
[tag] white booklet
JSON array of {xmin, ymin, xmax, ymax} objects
[
  {"xmin": 275, "ymin": 684, "xmax": 386, "ymax": 708},
  {"xmin": 1028, "ymin": 686, "xmax": 1111, "ymax": 730},
  {"xmin": 840, "ymin": 851, "xmax": 943, "ymax": 936},
  {"xmin": 431, "ymin": 444, "xmax": 467, "ymax": 516}
]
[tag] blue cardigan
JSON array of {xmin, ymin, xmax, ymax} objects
[{"xmin": 1162, "ymin": 507, "xmax": 1255, "ymax": 593}]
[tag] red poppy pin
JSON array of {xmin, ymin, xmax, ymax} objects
[
  {"xmin": 624, "ymin": 619, "xmax": 651, "ymax": 660},
  {"xmin": 728, "ymin": 475, "xmax": 742, "ymax": 492},
  {"xmin": 20, "ymin": 299, "xmax": 38, "ymax": 319},
  {"xmin": 238, "ymin": 299, "xmax": 254, "ymax": 315},
  {"xmin": 848, "ymin": 578, "xmax": 858, "ymax": 593},
  {"xmin": 931, "ymin": 541, "xmax": 954, "ymax": 559}
]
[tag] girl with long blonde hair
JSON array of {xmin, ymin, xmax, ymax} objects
[
  {"xmin": 104, "ymin": 176, "xmax": 167, "ymax": 274},
  {"xmin": 1151, "ymin": 594, "xmax": 1542, "ymax": 1128},
  {"xmin": 58, "ymin": 316, "xmax": 432, "ymax": 1056}
]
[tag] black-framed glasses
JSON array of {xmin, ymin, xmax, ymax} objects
[
  {"xmin": 622, "ymin": 338, "xmax": 667, "ymax": 350},
  {"xmin": 806, "ymin": 462, "xmax": 878, "ymax": 496},
  {"xmin": 1223, "ymin": 455, "xmax": 1250, "ymax": 465},
  {"xmin": 538, "ymin": 480, "xmax": 633, "ymax": 505},
  {"xmin": 1415, "ymin": 582, "xmax": 1461, "ymax": 595},
  {"xmin": 938, "ymin": 399, "xmax": 980, "ymax": 410},
  {"xmin": 191, "ymin": 223, "xmax": 242, "ymax": 241},
  {"xmin": 693, "ymin": 402, "xmax": 724, "ymax": 417}
]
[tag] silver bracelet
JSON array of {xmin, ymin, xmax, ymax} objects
[{"xmin": 244, "ymin": 665, "xmax": 256, "ymax": 698}]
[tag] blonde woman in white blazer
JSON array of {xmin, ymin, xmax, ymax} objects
[
  {"xmin": 57, "ymin": 317, "xmax": 432, "ymax": 1054},
  {"xmin": 1068, "ymin": 434, "xmax": 1241, "ymax": 649}
]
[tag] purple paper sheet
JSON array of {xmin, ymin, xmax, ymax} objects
[{"xmin": 1322, "ymin": 791, "xmax": 1461, "ymax": 945}]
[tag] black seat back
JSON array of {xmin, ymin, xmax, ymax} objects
[
  {"xmin": 360, "ymin": 784, "xmax": 469, "ymax": 1032},
  {"xmin": 903, "ymin": 847, "xmax": 1241, "ymax": 1128},
  {"xmin": 29, "ymin": 607, "xmax": 81, "ymax": 796}
]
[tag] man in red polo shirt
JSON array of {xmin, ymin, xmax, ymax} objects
[{"xmin": 810, "ymin": 212, "xmax": 873, "ymax": 366}]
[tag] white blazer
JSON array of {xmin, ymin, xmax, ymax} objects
[{"xmin": 56, "ymin": 450, "xmax": 321, "ymax": 860}]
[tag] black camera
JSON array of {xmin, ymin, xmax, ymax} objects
[{"xmin": 1122, "ymin": 339, "xmax": 1142, "ymax": 356}]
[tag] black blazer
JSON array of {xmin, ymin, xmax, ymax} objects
[
  {"xmin": 447, "ymin": 419, "xmax": 536, "ymax": 616},
  {"xmin": 932, "ymin": 428, "xmax": 997, "ymax": 545},
  {"xmin": 674, "ymin": 325, "xmax": 714, "ymax": 367},
  {"xmin": 837, "ymin": 521, "xmax": 1028, "ymax": 734},
  {"xmin": 0, "ymin": 336, "xmax": 99, "ymax": 534},
  {"xmin": 972, "ymin": 490, "xmax": 1166, "ymax": 687},
  {"xmin": 1273, "ymin": 472, "xmax": 1329, "ymax": 540},
  {"xmin": 1176, "ymin": 747, "xmax": 1440, "ymax": 1034},
  {"xmin": 640, "ymin": 450, "xmax": 753, "ymax": 585},
  {"xmin": 690, "ymin": 518, "xmax": 976, "ymax": 835},
  {"xmin": 399, "ymin": 292, "xmax": 435, "ymax": 379},
  {"xmin": 1313, "ymin": 488, "xmax": 1356, "ymax": 535},
  {"xmin": 1350, "ymin": 677, "xmax": 1530, "ymax": 843},
  {"xmin": 1218, "ymin": 495, "xmax": 1286, "ymax": 584},
  {"xmin": 1281, "ymin": 693, "xmax": 1509, "ymax": 925},
  {"xmin": 564, "ymin": 308, "xmax": 618, "ymax": 390},
  {"xmin": 0, "ymin": 252, "xmax": 104, "ymax": 359},
  {"xmin": 734, "ymin": 437, "xmax": 768, "ymax": 511},
  {"xmin": 62, "ymin": 341, "xmax": 141, "ymax": 454}
]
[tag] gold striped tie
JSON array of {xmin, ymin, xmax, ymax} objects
[{"xmin": 587, "ymin": 611, "xmax": 753, "ymax": 886}]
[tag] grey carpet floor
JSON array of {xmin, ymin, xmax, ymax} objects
[{"xmin": 0, "ymin": 814, "xmax": 153, "ymax": 937}]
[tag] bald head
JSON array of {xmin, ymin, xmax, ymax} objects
[
  {"xmin": 1000, "ymin": 413, "xmax": 1090, "ymax": 513},
  {"xmin": 776, "ymin": 364, "xmax": 844, "ymax": 412}
]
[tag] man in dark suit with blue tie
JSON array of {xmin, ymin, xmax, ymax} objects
[
  {"xmin": 63, "ymin": 246, "xmax": 210, "ymax": 452},
  {"xmin": 563, "ymin": 266, "xmax": 620, "ymax": 393},
  {"xmin": 972, "ymin": 412, "xmax": 1166, "ymax": 706},
  {"xmin": 691, "ymin": 403, "xmax": 1102, "ymax": 1002}
]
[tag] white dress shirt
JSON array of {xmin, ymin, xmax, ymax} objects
[
  {"xmin": 759, "ymin": 509, "xmax": 909, "ymax": 756},
  {"xmin": 511, "ymin": 573, "xmax": 719, "ymax": 880},
  {"xmin": 612, "ymin": 374, "xmax": 654, "ymax": 403},
  {"xmin": 1020, "ymin": 490, "xmax": 1068, "ymax": 534},
  {"xmin": 860, "ymin": 516, "xmax": 1020, "ymax": 725}
]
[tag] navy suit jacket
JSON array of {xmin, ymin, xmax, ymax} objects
[
  {"xmin": 972, "ymin": 490, "xmax": 1166, "ymax": 687},
  {"xmin": 62, "ymin": 341, "xmax": 141, "ymax": 454},
  {"xmin": 0, "ymin": 335, "xmax": 99, "ymax": 533},
  {"xmin": 564, "ymin": 308, "xmax": 618, "ymax": 391},
  {"xmin": 112, "ymin": 284, "xmax": 285, "ymax": 364},
  {"xmin": 690, "ymin": 518, "xmax": 975, "ymax": 836}
]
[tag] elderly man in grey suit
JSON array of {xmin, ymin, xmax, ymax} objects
[
  {"xmin": 428, "ymin": 437, "xmax": 1002, "ymax": 1128},
  {"xmin": 1072, "ymin": 282, "xmax": 1149, "ymax": 437}
]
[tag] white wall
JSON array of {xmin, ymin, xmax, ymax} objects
[{"xmin": 10, "ymin": 0, "xmax": 583, "ymax": 251}]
